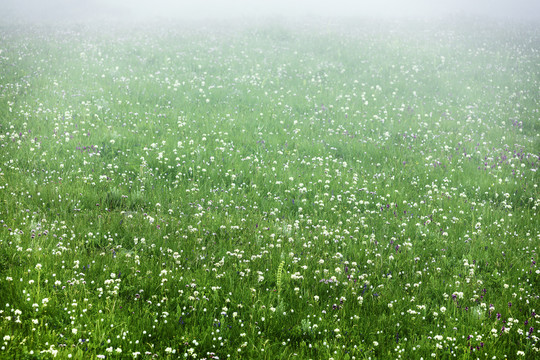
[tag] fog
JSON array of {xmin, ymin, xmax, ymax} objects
[{"xmin": 2, "ymin": 0, "xmax": 540, "ymax": 24}]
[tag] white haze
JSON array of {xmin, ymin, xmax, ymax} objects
[{"xmin": 2, "ymin": 0, "xmax": 540, "ymax": 24}]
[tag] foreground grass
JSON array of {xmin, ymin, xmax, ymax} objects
[{"xmin": 0, "ymin": 18, "xmax": 539, "ymax": 359}]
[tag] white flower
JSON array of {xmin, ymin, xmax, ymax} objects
[
  {"xmin": 291, "ymin": 272, "xmax": 303, "ymax": 280},
  {"xmin": 35, "ymin": 263, "xmax": 42, "ymax": 270},
  {"xmin": 72, "ymin": 328, "xmax": 77, "ymax": 335}
]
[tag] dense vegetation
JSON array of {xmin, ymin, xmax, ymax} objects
[{"xmin": 0, "ymin": 18, "xmax": 539, "ymax": 359}]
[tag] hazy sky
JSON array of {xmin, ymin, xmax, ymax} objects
[{"xmin": 2, "ymin": 0, "xmax": 540, "ymax": 23}]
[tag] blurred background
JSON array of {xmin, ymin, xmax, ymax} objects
[{"xmin": 2, "ymin": 0, "xmax": 540, "ymax": 23}]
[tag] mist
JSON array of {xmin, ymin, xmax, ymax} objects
[{"xmin": 2, "ymin": 0, "xmax": 540, "ymax": 24}]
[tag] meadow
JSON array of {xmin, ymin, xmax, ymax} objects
[{"xmin": 0, "ymin": 18, "xmax": 539, "ymax": 359}]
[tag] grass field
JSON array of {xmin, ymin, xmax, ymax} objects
[{"xmin": 0, "ymin": 18, "xmax": 539, "ymax": 359}]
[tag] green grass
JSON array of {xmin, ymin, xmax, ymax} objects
[{"xmin": 0, "ymin": 18, "xmax": 539, "ymax": 359}]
